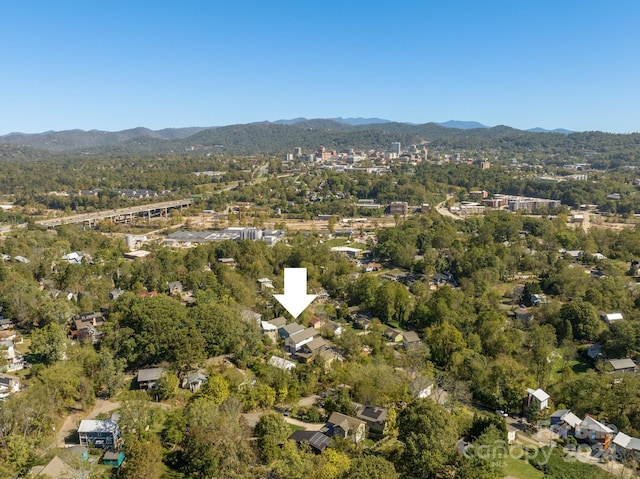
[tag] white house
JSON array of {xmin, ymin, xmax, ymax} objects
[
  {"xmin": 525, "ymin": 388, "xmax": 550, "ymax": 410},
  {"xmin": 285, "ymin": 328, "xmax": 316, "ymax": 352},
  {"xmin": 600, "ymin": 312, "xmax": 624, "ymax": 324},
  {"xmin": 268, "ymin": 355, "xmax": 296, "ymax": 371}
]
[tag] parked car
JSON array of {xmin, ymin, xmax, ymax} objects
[{"xmin": 495, "ymin": 410, "xmax": 508, "ymax": 417}]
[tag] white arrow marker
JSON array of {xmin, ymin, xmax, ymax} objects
[{"xmin": 273, "ymin": 268, "xmax": 317, "ymax": 319}]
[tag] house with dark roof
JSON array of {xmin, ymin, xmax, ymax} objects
[
  {"xmin": 70, "ymin": 312, "xmax": 105, "ymax": 344},
  {"xmin": 356, "ymin": 405, "xmax": 389, "ymax": 438},
  {"xmin": 288, "ymin": 430, "xmax": 331, "ymax": 454}
]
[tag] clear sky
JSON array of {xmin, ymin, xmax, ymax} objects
[{"xmin": 1, "ymin": 1, "xmax": 639, "ymax": 134}]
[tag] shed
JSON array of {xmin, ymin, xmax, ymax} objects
[{"xmin": 103, "ymin": 450, "xmax": 125, "ymax": 467}]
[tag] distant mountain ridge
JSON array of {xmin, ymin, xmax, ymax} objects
[
  {"xmin": 0, "ymin": 118, "xmax": 577, "ymax": 153},
  {"xmin": 0, "ymin": 126, "xmax": 210, "ymax": 151}
]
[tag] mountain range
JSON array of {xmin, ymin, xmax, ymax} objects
[{"xmin": 0, "ymin": 118, "xmax": 577, "ymax": 154}]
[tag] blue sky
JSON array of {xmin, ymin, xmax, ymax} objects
[{"xmin": 1, "ymin": 1, "xmax": 639, "ymax": 134}]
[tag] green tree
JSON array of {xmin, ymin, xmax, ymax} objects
[
  {"xmin": 119, "ymin": 436, "xmax": 163, "ymax": 479},
  {"xmin": 30, "ymin": 322, "xmax": 67, "ymax": 364},
  {"xmin": 558, "ymin": 301, "xmax": 601, "ymax": 341},
  {"xmin": 425, "ymin": 322, "xmax": 467, "ymax": 370},
  {"xmin": 342, "ymin": 455, "xmax": 399, "ymax": 479},
  {"xmin": 254, "ymin": 412, "xmax": 291, "ymax": 463},
  {"xmin": 199, "ymin": 373, "xmax": 230, "ymax": 405},
  {"xmin": 397, "ymin": 399, "xmax": 458, "ymax": 479}
]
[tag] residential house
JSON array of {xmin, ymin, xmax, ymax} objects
[
  {"xmin": 514, "ymin": 307, "xmax": 533, "ymax": 322},
  {"xmin": 78, "ymin": 419, "xmax": 121, "ymax": 449},
  {"xmin": 309, "ymin": 316, "xmax": 326, "ymax": 330},
  {"xmin": 241, "ymin": 309, "xmax": 262, "ymax": 327},
  {"xmin": 324, "ymin": 320, "xmax": 343, "ymax": 337},
  {"xmin": 587, "ymin": 343, "xmax": 603, "ymax": 360},
  {"xmin": 524, "ymin": 388, "xmax": 550, "ymax": 412},
  {"xmin": 62, "ymin": 251, "xmax": 87, "ymax": 265},
  {"xmin": 530, "ymin": 294, "xmax": 548, "ymax": 306},
  {"xmin": 182, "ymin": 370, "xmax": 208, "ymax": 392},
  {"xmin": 278, "ymin": 322, "xmax": 305, "ymax": 340},
  {"xmin": 137, "ymin": 367, "xmax": 164, "ymax": 390},
  {"xmin": 168, "ymin": 281, "xmax": 183, "ymax": 295},
  {"xmin": 613, "ymin": 432, "xmax": 640, "ymax": 460},
  {"xmin": 384, "ymin": 328, "xmax": 403, "ymax": 343},
  {"xmin": 403, "ymin": 331, "xmax": 421, "ymax": 350},
  {"xmin": 324, "ymin": 412, "xmax": 366, "ymax": 443},
  {"xmin": 0, "ymin": 373, "xmax": 20, "ymax": 399},
  {"xmin": 575, "ymin": 415, "xmax": 614, "ymax": 449},
  {"xmin": 31, "ymin": 456, "xmax": 88, "ymax": 478},
  {"xmin": 257, "ymin": 277, "xmax": 274, "ymax": 291},
  {"xmin": 431, "ymin": 271, "xmax": 457, "ymax": 288},
  {"xmin": 285, "ymin": 328, "xmax": 316, "ymax": 353},
  {"xmin": 268, "ymin": 355, "xmax": 297, "ymax": 371},
  {"xmin": 0, "ymin": 317, "xmax": 12, "ymax": 330},
  {"xmin": 353, "ymin": 316, "xmax": 370, "ymax": 330},
  {"xmin": 600, "ymin": 312, "xmax": 624, "ymax": 324},
  {"xmin": 318, "ymin": 348, "xmax": 344, "ymax": 369},
  {"xmin": 289, "ymin": 430, "xmax": 331, "ymax": 454},
  {"xmin": 330, "ymin": 246, "xmax": 363, "ymax": 259},
  {"xmin": 356, "ymin": 405, "xmax": 389, "ymax": 438},
  {"xmin": 109, "ymin": 288, "xmax": 125, "ymax": 300},
  {"xmin": 261, "ymin": 316, "xmax": 286, "ymax": 342},
  {"xmin": 410, "ymin": 377, "xmax": 434, "ymax": 399},
  {"xmin": 550, "ymin": 409, "xmax": 581, "ymax": 438},
  {"xmin": 70, "ymin": 312, "xmax": 105, "ymax": 344},
  {"xmin": 295, "ymin": 337, "xmax": 327, "ymax": 363},
  {"xmin": 1, "ymin": 339, "xmax": 27, "ymax": 372},
  {"xmin": 609, "ymin": 358, "xmax": 638, "ymax": 373},
  {"xmin": 218, "ymin": 257, "xmax": 236, "ymax": 269},
  {"xmin": 103, "ymin": 451, "xmax": 125, "ymax": 467}
]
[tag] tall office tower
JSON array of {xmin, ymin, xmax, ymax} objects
[{"xmin": 391, "ymin": 142, "xmax": 401, "ymax": 155}]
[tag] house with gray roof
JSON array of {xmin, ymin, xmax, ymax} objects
[
  {"xmin": 182, "ymin": 370, "xmax": 208, "ymax": 392},
  {"xmin": 137, "ymin": 367, "xmax": 164, "ymax": 390},
  {"xmin": 609, "ymin": 358, "xmax": 637, "ymax": 373},
  {"xmin": 324, "ymin": 412, "xmax": 366, "ymax": 443},
  {"xmin": 285, "ymin": 327, "xmax": 316, "ymax": 352},
  {"xmin": 278, "ymin": 322, "xmax": 304, "ymax": 340}
]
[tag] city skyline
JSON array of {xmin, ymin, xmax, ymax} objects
[{"xmin": 2, "ymin": 1, "xmax": 640, "ymax": 135}]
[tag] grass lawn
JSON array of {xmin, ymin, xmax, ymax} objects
[
  {"xmin": 503, "ymin": 453, "xmax": 544, "ymax": 479},
  {"xmin": 288, "ymin": 424, "xmax": 305, "ymax": 432}
]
